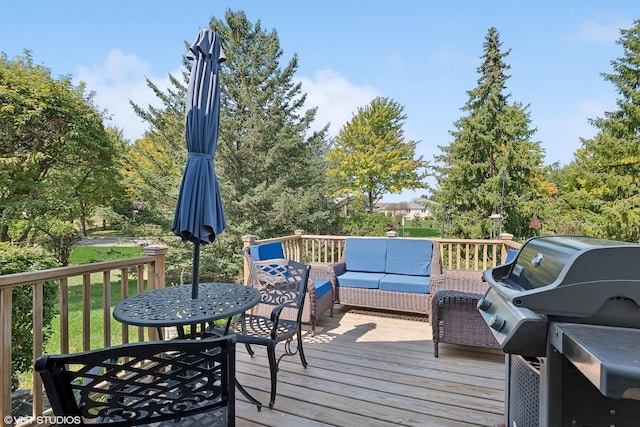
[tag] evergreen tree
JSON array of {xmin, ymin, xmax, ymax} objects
[
  {"xmin": 561, "ymin": 20, "xmax": 640, "ymax": 242},
  {"xmin": 433, "ymin": 27, "xmax": 549, "ymax": 239},
  {"xmin": 326, "ymin": 97, "xmax": 428, "ymax": 213},
  {"xmin": 210, "ymin": 10, "xmax": 334, "ymax": 238},
  {"xmin": 127, "ymin": 10, "xmax": 336, "ymax": 281},
  {"xmin": 125, "ymin": 73, "xmax": 188, "ymax": 224}
]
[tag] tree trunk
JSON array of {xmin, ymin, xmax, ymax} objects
[
  {"xmin": 0, "ymin": 222, "xmax": 8, "ymax": 242},
  {"xmin": 79, "ymin": 202, "xmax": 87, "ymax": 237}
]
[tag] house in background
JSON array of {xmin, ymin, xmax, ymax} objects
[{"xmin": 375, "ymin": 198, "xmax": 433, "ymax": 220}]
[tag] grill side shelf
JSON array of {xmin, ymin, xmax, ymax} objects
[{"xmin": 549, "ymin": 322, "xmax": 640, "ymax": 400}]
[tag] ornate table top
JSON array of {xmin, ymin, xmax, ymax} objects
[{"xmin": 113, "ymin": 282, "xmax": 260, "ymax": 328}]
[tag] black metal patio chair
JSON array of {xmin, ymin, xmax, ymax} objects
[
  {"xmin": 35, "ymin": 335, "xmax": 236, "ymax": 426},
  {"xmin": 210, "ymin": 258, "xmax": 310, "ymax": 409}
]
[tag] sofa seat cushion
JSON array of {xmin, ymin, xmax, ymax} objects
[
  {"xmin": 385, "ymin": 238, "xmax": 432, "ymax": 276},
  {"xmin": 344, "ymin": 238, "xmax": 387, "ymax": 273},
  {"xmin": 379, "ymin": 274, "xmax": 430, "ymax": 294},
  {"xmin": 337, "ymin": 271, "xmax": 384, "ymax": 289},
  {"xmin": 313, "ymin": 279, "xmax": 332, "ymax": 299}
]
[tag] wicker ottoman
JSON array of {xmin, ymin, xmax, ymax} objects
[{"xmin": 431, "ymin": 289, "xmax": 500, "ymax": 357}]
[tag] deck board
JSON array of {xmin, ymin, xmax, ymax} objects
[{"xmin": 234, "ymin": 305, "xmax": 505, "ymax": 426}]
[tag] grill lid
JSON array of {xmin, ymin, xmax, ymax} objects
[
  {"xmin": 485, "ymin": 235, "xmax": 640, "ymax": 317},
  {"xmin": 507, "ymin": 236, "xmax": 636, "ymax": 290}
]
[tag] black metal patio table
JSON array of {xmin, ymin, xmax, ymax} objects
[
  {"xmin": 113, "ymin": 282, "xmax": 260, "ymax": 339},
  {"xmin": 113, "ymin": 282, "xmax": 264, "ymax": 409}
]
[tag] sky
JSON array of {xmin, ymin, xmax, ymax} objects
[{"xmin": 2, "ymin": 1, "xmax": 639, "ymax": 202}]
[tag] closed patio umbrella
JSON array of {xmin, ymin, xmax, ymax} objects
[{"xmin": 172, "ymin": 28, "xmax": 226, "ymax": 299}]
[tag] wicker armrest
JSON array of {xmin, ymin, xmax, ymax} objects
[
  {"xmin": 307, "ymin": 261, "xmax": 345, "ymax": 289},
  {"xmin": 431, "ymin": 288, "xmax": 500, "ymax": 356},
  {"xmin": 431, "ymin": 269, "xmax": 488, "ymax": 295}
]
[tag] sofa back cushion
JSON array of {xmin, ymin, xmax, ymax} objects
[
  {"xmin": 385, "ymin": 238, "xmax": 432, "ymax": 276},
  {"xmin": 249, "ymin": 242, "xmax": 285, "ymax": 261},
  {"xmin": 344, "ymin": 238, "xmax": 387, "ymax": 272}
]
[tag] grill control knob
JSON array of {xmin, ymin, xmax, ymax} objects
[
  {"xmin": 477, "ymin": 298, "xmax": 491, "ymax": 311},
  {"xmin": 489, "ymin": 315, "xmax": 505, "ymax": 331}
]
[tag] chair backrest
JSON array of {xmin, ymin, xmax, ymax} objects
[
  {"xmin": 35, "ymin": 336, "xmax": 236, "ymax": 426},
  {"xmin": 248, "ymin": 258, "xmax": 310, "ymax": 322}
]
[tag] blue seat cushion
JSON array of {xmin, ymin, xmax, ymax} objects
[
  {"xmin": 313, "ymin": 279, "xmax": 332, "ymax": 299},
  {"xmin": 344, "ymin": 238, "xmax": 387, "ymax": 272},
  {"xmin": 249, "ymin": 242, "xmax": 284, "ymax": 260},
  {"xmin": 379, "ymin": 274, "xmax": 430, "ymax": 293},
  {"xmin": 337, "ymin": 271, "xmax": 384, "ymax": 289},
  {"xmin": 385, "ymin": 239, "xmax": 432, "ymax": 276}
]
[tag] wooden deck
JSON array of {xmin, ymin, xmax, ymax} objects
[{"xmin": 232, "ymin": 305, "xmax": 506, "ymax": 426}]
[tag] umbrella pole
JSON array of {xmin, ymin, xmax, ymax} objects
[{"xmin": 192, "ymin": 242, "xmax": 200, "ymax": 299}]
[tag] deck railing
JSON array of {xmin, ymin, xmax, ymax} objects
[
  {"xmin": 0, "ymin": 245, "xmax": 167, "ymax": 427},
  {"xmin": 2, "ymin": 234, "xmax": 521, "ymax": 426},
  {"xmin": 241, "ymin": 231, "xmax": 521, "ymax": 283}
]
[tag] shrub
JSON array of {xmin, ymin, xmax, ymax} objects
[
  {"xmin": 38, "ymin": 220, "xmax": 81, "ymax": 266},
  {"xmin": 338, "ymin": 213, "xmax": 395, "ymax": 236},
  {"xmin": 0, "ymin": 243, "xmax": 59, "ymax": 390}
]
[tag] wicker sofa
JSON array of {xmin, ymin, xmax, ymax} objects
[
  {"xmin": 312, "ymin": 237, "xmax": 504, "ymax": 356},
  {"xmin": 330, "ymin": 237, "xmax": 442, "ymax": 315}
]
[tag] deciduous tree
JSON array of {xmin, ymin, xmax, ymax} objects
[
  {"xmin": 326, "ymin": 97, "xmax": 427, "ymax": 213},
  {"xmin": 0, "ymin": 52, "xmax": 122, "ymax": 241}
]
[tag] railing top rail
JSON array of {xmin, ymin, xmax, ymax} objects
[
  {"xmin": 252, "ymin": 235, "xmax": 301, "ymax": 244},
  {"xmin": 437, "ymin": 238, "xmax": 507, "ymax": 244},
  {"xmin": 299, "ymin": 235, "xmax": 348, "ymax": 240},
  {"xmin": 0, "ymin": 255, "xmax": 156, "ymax": 289},
  {"xmin": 250, "ymin": 235, "xmax": 519, "ymax": 246}
]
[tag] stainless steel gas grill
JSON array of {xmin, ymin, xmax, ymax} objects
[{"xmin": 478, "ymin": 235, "xmax": 640, "ymax": 426}]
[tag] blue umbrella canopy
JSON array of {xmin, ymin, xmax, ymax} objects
[{"xmin": 172, "ymin": 28, "xmax": 226, "ymax": 298}]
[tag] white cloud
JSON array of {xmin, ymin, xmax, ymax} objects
[
  {"xmin": 572, "ymin": 20, "xmax": 628, "ymax": 44},
  {"xmin": 297, "ymin": 69, "xmax": 380, "ymax": 137},
  {"xmin": 75, "ymin": 57, "xmax": 380, "ymax": 144},
  {"xmin": 74, "ymin": 49, "xmax": 178, "ymax": 142}
]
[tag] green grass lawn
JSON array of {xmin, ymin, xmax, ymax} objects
[
  {"xmin": 19, "ymin": 245, "xmax": 147, "ymax": 388},
  {"xmin": 47, "ymin": 273, "xmax": 146, "ymax": 351},
  {"xmin": 397, "ymin": 222, "xmax": 441, "ymax": 238},
  {"xmin": 57, "ymin": 244, "xmax": 146, "ymax": 353},
  {"xmin": 70, "ymin": 245, "xmax": 143, "ymax": 264}
]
